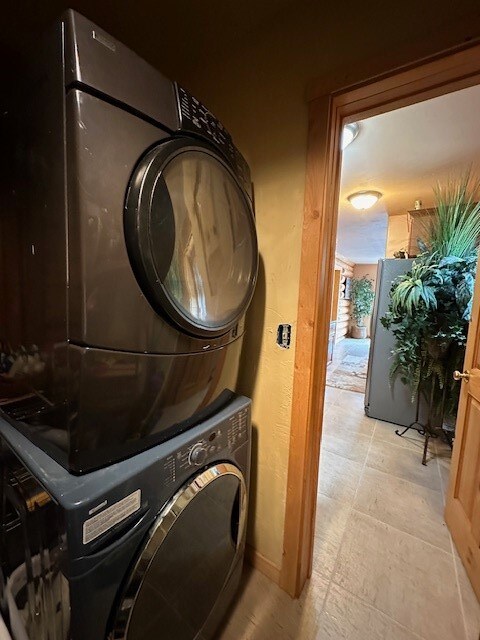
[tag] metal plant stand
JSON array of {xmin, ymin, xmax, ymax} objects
[{"xmin": 393, "ymin": 366, "xmax": 458, "ymax": 465}]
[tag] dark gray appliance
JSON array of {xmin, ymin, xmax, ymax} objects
[
  {"xmin": 0, "ymin": 10, "xmax": 258, "ymax": 473},
  {"xmin": 365, "ymin": 258, "xmax": 417, "ymax": 426},
  {"xmin": 0, "ymin": 395, "xmax": 251, "ymax": 640}
]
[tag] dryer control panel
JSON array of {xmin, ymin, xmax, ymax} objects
[
  {"xmin": 162, "ymin": 403, "xmax": 250, "ymax": 486},
  {"xmin": 175, "ymin": 83, "xmax": 252, "ymax": 196}
]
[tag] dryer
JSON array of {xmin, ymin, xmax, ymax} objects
[
  {"xmin": 0, "ymin": 395, "xmax": 251, "ymax": 640},
  {"xmin": 0, "ymin": 10, "xmax": 258, "ymax": 473}
]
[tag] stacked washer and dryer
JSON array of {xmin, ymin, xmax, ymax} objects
[{"xmin": 0, "ymin": 10, "xmax": 258, "ymax": 640}]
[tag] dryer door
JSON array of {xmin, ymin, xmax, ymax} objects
[
  {"xmin": 125, "ymin": 138, "xmax": 258, "ymax": 338},
  {"xmin": 111, "ymin": 463, "xmax": 247, "ymax": 640}
]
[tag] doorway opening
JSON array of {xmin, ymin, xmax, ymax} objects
[
  {"xmin": 327, "ymin": 259, "xmax": 379, "ymax": 395},
  {"xmin": 282, "ymin": 42, "xmax": 480, "ymax": 608},
  {"xmin": 326, "ymin": 117, "xmax": 389, "ymax": 395},
  {"xmin": 314, "ymin": 84, "xmax": 480, "ymax": 639},
  {"xmin": 327, "ymin": 84, "xmax": 480, "ymax": 405}
]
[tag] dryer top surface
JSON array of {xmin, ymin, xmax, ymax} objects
[{"xmin": 0, "ymin": 395, "xmax": 251, "ymax": 507}]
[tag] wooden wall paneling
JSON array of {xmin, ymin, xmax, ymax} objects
[
  {"xmin": 334, "ymin": 254, "xmax": 354, "ymax": 342},
  {"xmin": 331, "ymin": 269, "xmax": 341, "ymax": 322}
]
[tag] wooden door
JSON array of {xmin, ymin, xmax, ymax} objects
[{"xmin": 445, "ymin": 260, "xmax": 480, "ymax": 601}]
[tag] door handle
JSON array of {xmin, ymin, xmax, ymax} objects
[{"xmin": 453, "ymin": 370, "xmax": 470, "ymax": 382}]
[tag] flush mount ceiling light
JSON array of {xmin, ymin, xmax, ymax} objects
[
  {"xmin": 341, "ymin": 122, "xmax": 360, "ymax": 150},
  {"xmin": 347, "ymin": 190, "xmax": 382, "ymax": 210}
]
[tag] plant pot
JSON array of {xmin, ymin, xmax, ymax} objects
[{"xmin": 351, "ymin": 325, "xmax": 367, "ymax": 339}]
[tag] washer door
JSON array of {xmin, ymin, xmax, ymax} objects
[
  {"xmin": 125, "ymin": 138, "xmax": 258, "ymax": 338},
  {"xmin": 111, "ymin": 463, "xmax": 247, "ymax": 640}
]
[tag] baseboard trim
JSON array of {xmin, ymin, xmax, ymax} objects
[{"xmin": 245, "ymin": 544, "xmax": 281, "ymax": 584}]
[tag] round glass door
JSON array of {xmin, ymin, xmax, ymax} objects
[
  {"xmin": 112, "ymin": 463, "xmax": 246, "ymax": 640},
  {"xmin": 125, "ymin": 139, "xmax": 258, "ymax": 337}
]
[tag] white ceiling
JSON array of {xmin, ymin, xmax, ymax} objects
[{"xmin": 337, "ymin": 82, "xmax": 480, "ymax": 263}]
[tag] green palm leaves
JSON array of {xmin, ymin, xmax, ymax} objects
[
  {"xmin": 390, "ymin": 262, "xmax": 438, "ymax": 315},
  {"xmin": 429, "ymin": 173, "xmax": 480, "ymax": 258},
  {"xmin": 381, "ymin": 170, "xmax": 480, "ymax": 427}
]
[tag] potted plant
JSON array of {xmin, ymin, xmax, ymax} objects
[
  {"xmin": 350, "ymin": 276, "xmax": 375, "ymax": 339},
  {"xmin": 381, "ymin": 171, "xmax": 480, "ymax": 435}
]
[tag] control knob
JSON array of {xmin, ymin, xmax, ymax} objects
[{"xmin": 189, "ymin": 443, "xmax": 207, "ymax": 466}]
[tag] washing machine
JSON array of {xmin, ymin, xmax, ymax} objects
[
  {"xmin": 0, "ymin": 10, "xmax": 258, "ymax": 473},
  {"xmin": 0, "ymin": 394, "xmax": 250, "ymax": 640}
]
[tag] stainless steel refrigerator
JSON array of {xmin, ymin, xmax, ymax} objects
[{"xmin": 365, "ymin": 258, "xmax": 417, "ymax": 427}]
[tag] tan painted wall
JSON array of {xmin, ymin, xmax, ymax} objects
[
  {"xmin": 182, "ymin": 3, "xmax": 480, "ymax": 571},
  {"xmin": 386, "ymin": 214, "xmax": 409, "ymax": 257},
  {"xmin": 352, "ymin": 264, "xmax": 378, "ymax": 338}
]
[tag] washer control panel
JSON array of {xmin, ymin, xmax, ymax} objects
[
  {"xmin": 226, "ymin": 405, "xmax": 249, "ymax": 448},
  {"xmin": 189, "ymin": 443, "xmax": 208, "ymax": 466},
  {"xmin": 175, "ymin": 84, "xmax": 252, "ymax": 196},
  {"xmin": 162, "ymin": 402, "xmax": 250, "ymax": 485},
  {"xmin": 176, "ymin": 84, "xmax": 232, "ymax": 152}
]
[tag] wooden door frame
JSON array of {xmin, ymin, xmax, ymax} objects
[{"xmin": 280, "ymin": 40, "xmax": 480, "ymax": 597}]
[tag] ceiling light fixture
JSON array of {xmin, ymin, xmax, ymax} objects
[
  {"xmin": 347, "ymin": 190, "xmax": 382, "ymax": 210},
  {"xmin": 341, "ymin": 122, "xmax": 360, "ymax": 150}
]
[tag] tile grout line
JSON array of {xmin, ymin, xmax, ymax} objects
[
  {"xmin": 326, "ymin": 580, "xmax": 428, "ymax": 640},
  {"xmin": 319, "ymin": 411, "xmax": 432, "ymax": 639},
  {"xmin": 450, "ymin": 523, "xmax": 469, "ymax": 640},
  {"xmin": 318, "ymin": 482, "xmax": 452, "ymax": 556},
  {"xmin": 327, "ymin": 432, "xmax": 452, "ymax": 556},
  {"xmin": 346, "ymin": 451, "xmax": 453, "ymax": 554},
  {"xmin": 366, "ymin": 434, "xmax": 444, "ymax": 493},
  {"xmin": 336, "ymin": 444, "xmax": 444, "ymax": 495},
  {"xmin": 436, "ymin": 447, "xmax": 470, "ymax": 640},
  {"xmin": 322, "ymin": 433, "xmax": 443, "ymax": 497},
  {"xmin": 313, "ymin": 392, "xmax": 368, "ymax": 621},
  {"xmin": 346, "ymin": 505, "xmax": 454, "ymax": 556},
  {"xmin": 321, "ymin": 404, "xmax": 461, "ymax": 640},
  {"xmin": 315, "ymin": 411, "xmax": 378, "ymax": 623},
  {"xmin": 320, "ymin": 396, "xmax": 462, "ymax": 639},
  {"xmin": 327, "ymin": 508, "xmax": 455, "ymax": 640},
  {"xmin": 357, "ymin": 454, "xmax": 445, "ymax": 493},
  {"xmin": 313, "ymin": 394, "xmax": 346, "ymax": 621},
  {"xmin": 328, "ymin": 406, "xmax": 444, "ymax": 490},
  {"xmin": 373, "ymin": 432, "xmax": 441, "ymax": 457}
]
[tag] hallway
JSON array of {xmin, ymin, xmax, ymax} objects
[{"xmin": 218, "ymin": 388, "xmax": 480, "ymax": 640}]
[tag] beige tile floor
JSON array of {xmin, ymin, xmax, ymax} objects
[{"xmin": 217, "ymin": 387, "xmax": 480, "ymax": 640}]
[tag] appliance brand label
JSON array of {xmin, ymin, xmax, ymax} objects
[{"xmin": 83, "ymin": 490, "xmax": 141, "ymax": 544}]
